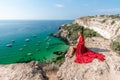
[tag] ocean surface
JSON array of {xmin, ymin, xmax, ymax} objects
[{"xmin": 0, "ymin": 20, "xmax": 73, "ymax": 64}]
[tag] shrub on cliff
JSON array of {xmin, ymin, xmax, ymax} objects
[
  {"xmin": 111, "ymin": 21, "xmax": 115, "ymax": 25},
  {"xmin": 101, "ymin": 19, "xmax": 107, "ymax": 23},
  {"xmin": 110, "ymin": 41, "xmax": 120, "ymax": 54},
  {"xmin": 84, "ymin": 28, "xmax": 101, "ymax": 38},
  {"xmin": 62, "ymin": 24, "xmax": 101, "ymax": 42},
  {"xmin": 52, "ymin": 50, "xmax": 67, "ymax": 66},
  {"xmin": 109, "ymin": 14, "xmax": 120, "ymax": 19}
]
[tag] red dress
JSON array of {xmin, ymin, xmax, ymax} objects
[{"xmin": 74, "ymin": 36, "xmax": 105, "ymax": 64}]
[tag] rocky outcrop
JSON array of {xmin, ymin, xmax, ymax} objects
[
  {"xmin": 53, "ymin": 27, "xmax": 71, "ymax": 44},
  {"xmin": 52, "ymin": 15, "xmax": 120, "ymax": 80},
  {"xmin": 0, "ymin": 61, "xmax": 47, "ymax": 80},
  {"xmin": 53, "ymin": 29, "xmax": 69, "ymax": 40},
  {"xmin": 57, "ymin": 37, "xmax": 120, "ymax": 80},
  {"xmin": 73, "ymin": 15, "xmax": 120, "ymax": 40},
  {"xmin": 54, "ymin": 15, "xmax": 120, "ymax": 43},
  {"xmin": 0, "ymin": 15, "xmax": 120, "ymax": 80}
]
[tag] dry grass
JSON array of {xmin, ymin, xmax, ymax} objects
[{"xmin": 43, "ymin": 63, "xmax": 59, "ymax": 80}]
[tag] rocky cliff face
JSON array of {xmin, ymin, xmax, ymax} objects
[
  {"xmin": 53, "ymin": 27, "xmax": 71, "ymax": 44},
  {"xmin": 0, "ymin": 61, "xmax": 47, "ymax": 80},
  {"xmin": 73, "ymin": 15, "xmax": 120, "ymax": 40},
  {"xmin": 57, "ymin": 37, "xmax": 120, "ymax": 80},
  {"xmin": 54, "ymin": 15, "xmax": 120, "ymax": 80}
]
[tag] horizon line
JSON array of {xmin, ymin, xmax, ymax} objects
[{"xmin": 0, "ymin": 19, "xmax": 74, "ymax": 21}]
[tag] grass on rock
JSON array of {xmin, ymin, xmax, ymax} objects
[
  {"xmin": 110, "ymin": 41, "xmax": 120, "ymax": 55},
  {"xmin": 62, "ymin": 24, "xmax": 102, "ymax": 42}
]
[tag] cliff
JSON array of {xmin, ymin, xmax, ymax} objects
[
  {"xmin": 57, "ymin": 37, "xmax": 120, "ymax": 80},
  {"xmin": 73, "ymin": 15, "xmax": 120, "ymax": 41},
  {"xmin": 0, "ymin": 61, "xmax": 47, "ymax": 80},
  {"xmin": 55, "ymin": 15, "xmax": 120, "ymax": 80},
  {"xmin": 0, "ymin": 15, "xmax": 120, "ymax": 80}
]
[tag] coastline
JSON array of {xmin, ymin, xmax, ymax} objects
[
  {"xmin": 0, "ymin": 15, "xmax": 120, "ymax": 80},
  {"xmin": 0, "ymin": 20, "xmax": 72, "ymax": 64}
]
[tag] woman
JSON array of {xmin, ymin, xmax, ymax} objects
[{"xmin": 67, "ymin": 29, "xmax": 105, "ymax": 63}]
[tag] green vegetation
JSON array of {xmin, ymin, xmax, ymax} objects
[
  {"xmin": 109, "ymin": 14, "xmax": 120, "ymax": 19},
  {"xmin": 101, "ymin": 19, "xmax": 107, "ymax": 23},
  {"xmin": 52, "ymin": 50, "xmax": 67, "ymax": 66},
  {"xmin": 100, "ymin": 15, "xmax": 105, "ymax": 17},
  {"xmin": 116, "ymin": 35, "xmax": 120, "ymax": 42},
  {"xmin": 111, "ymin": 21, "xmax": 115, "ymax": 25},
  {"xmin": 110, "ymin": 41, "xmax": 120, "ymax": 54},
  {"xmin": 99, "ymin": 14, "xmax": 120, "ymax": 19},
  {"xmin": 62, "ymin": 24, "xmax": 102, "ymax": 42},
  {"xmin": 84, "ymin": 28, "xmax": 102, "ymax": 38},
  {"xmin": 79, "ymin": 14, "xmax": 120, "ymax": 19}
]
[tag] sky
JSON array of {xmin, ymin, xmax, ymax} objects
[{"xmin": 0, "ymin": 0, "xmax": 120, "ymax": 20}]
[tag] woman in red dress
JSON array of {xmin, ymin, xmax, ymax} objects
[{"xmin": 67, "ymin": 30, "xmax": 105, "ymax": 63}]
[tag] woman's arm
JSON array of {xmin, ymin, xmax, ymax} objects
[{"xmin": 76, "ymin": 43, "xmax": 78, "ymax": 46}]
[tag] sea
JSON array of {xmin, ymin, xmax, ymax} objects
[{"xmin": 0, "ymin": 20, "xmax": 73, "ymax": 64}]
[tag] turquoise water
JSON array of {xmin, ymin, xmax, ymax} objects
[{"xmin": 0, "ymin": 20, "xmax": 73, "ymax": 64}]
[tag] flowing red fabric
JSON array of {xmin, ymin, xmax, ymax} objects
[{"xmin": 74, "ymin": 36, "xmax": 105, "ymax": 64}]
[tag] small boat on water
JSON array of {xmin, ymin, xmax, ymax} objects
[
  {"xmin": 32, "ymin": 35, "xmax": 37, "ymax": 38},
  {"xmin": 6, "ymin": 44, "xmax": 13, "ymax": 47},
  {"xmin": 27, "ymin": 53, "xmax": 32, "ymax": 56},
  {"xmin": 25, "ymin": 39, "xmax": 30, "ymax": 42},
  {"xmin": 19, "ymin": 48, "xmax": 23, "ymax": 51},
  {"xmin": 11, "ymin": 40, "xmax": 15, "ymax": 43},
  {"xmin": 45, "ymin": 36, "xmax": 50, "ymax": 41},
  {"xmin": 23, "ymin": 45, "xmax": 27, "ymax": 47}
]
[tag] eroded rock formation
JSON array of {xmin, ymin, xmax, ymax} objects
[
  {"xmin": 74, "ymin": 15, "xmax": 120, "ymax": 40},
  {"xmin": 57, "ymin": 37, "xmax": 120, "ymax": 80}
]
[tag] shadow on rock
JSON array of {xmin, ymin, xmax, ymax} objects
[{"xmin": 89, "ymin": 48, "xmax": 110, "ymax": 52}]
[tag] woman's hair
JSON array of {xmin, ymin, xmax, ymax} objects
[
  {"xmin": 79, "ymin": 28, "xmax": 84, "ymax": 35},
  {"xmin": 80, "ymin": 30, "xmax": 83, "ymax": 35}
]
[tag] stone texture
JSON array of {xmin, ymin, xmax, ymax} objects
[
  {"xmin": 57, "ymin": 37, "xmax": 120, "ymax": 80},
  {"xmin": 0, "ymin": 61, "xmax": 47, "ymax": 80},
  {"xmin": 73, "ymin": 16, "xmax": 120, "ymax": 40}
]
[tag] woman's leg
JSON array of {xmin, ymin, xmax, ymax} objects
[{"xmin": 67, "ymin": 45, "xmax": 77, "ymax": 58}]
